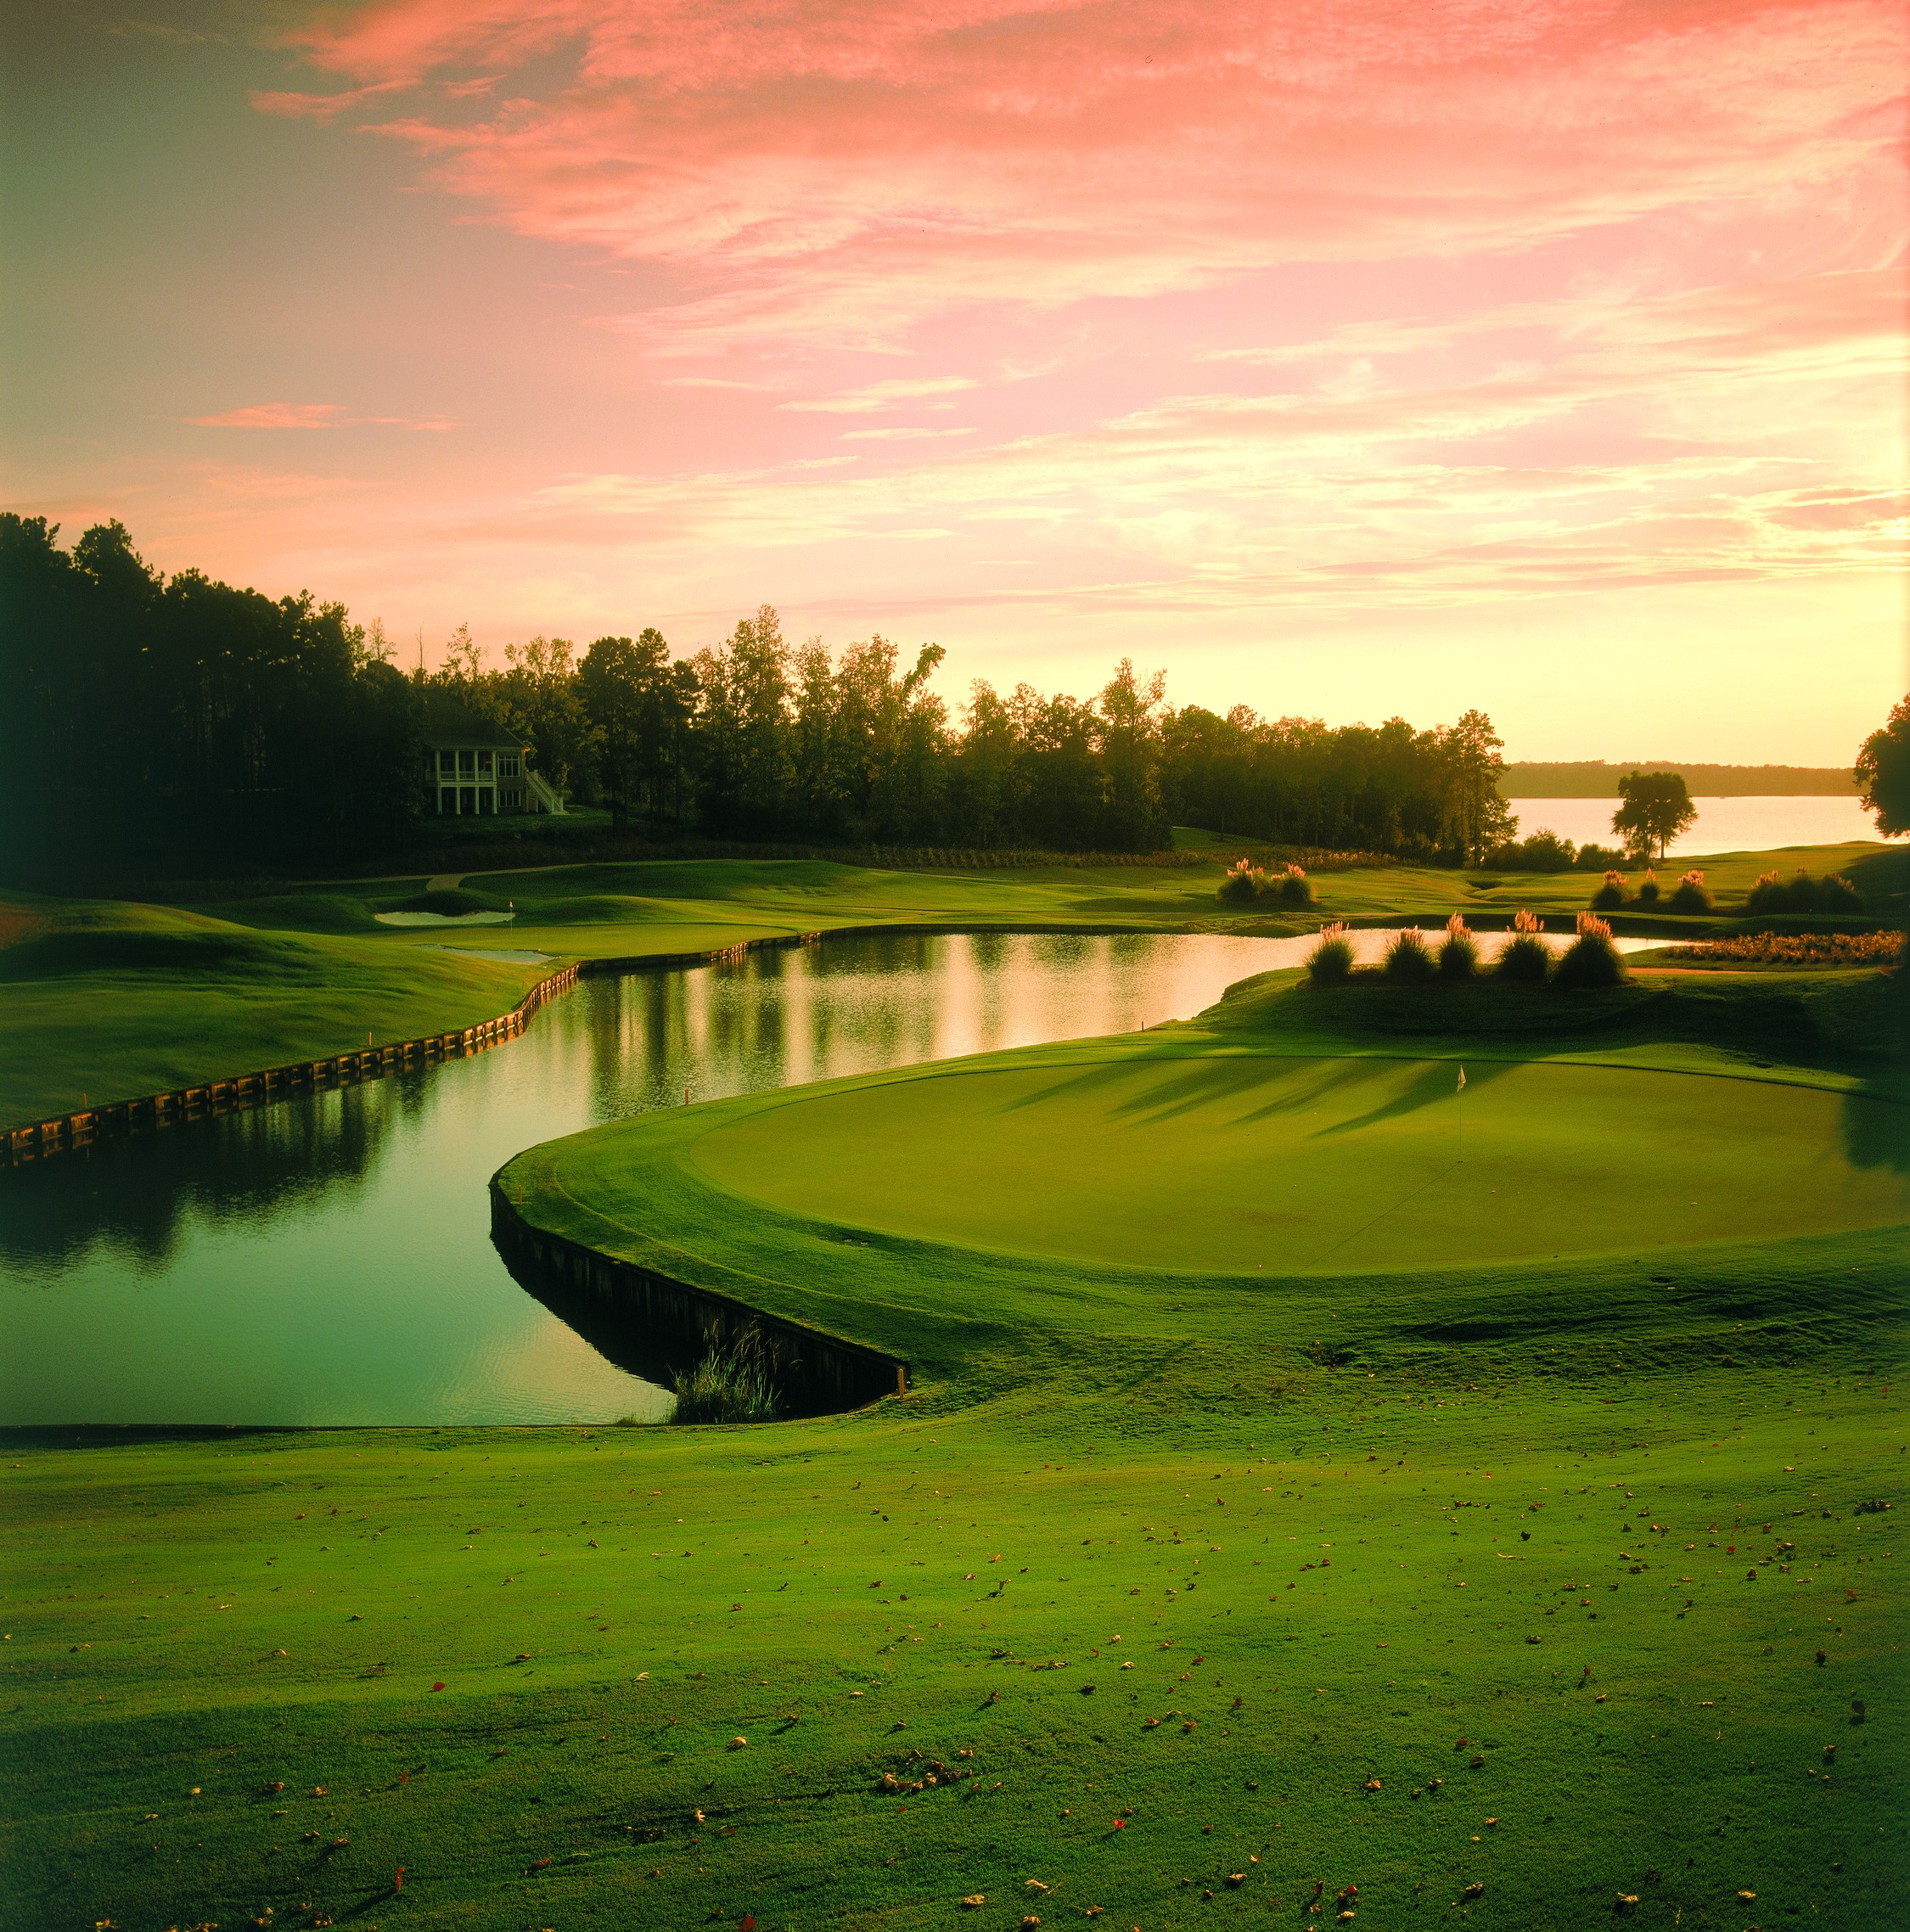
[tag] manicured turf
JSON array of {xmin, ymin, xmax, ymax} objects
[
  {"xmin": 691, "ymin": 1053, "xmax": 1907, "ymax": 1272},
  {"xmin": 4, "ymin": 1378, "xmax": 1905, "ymax": 1932},
  {"xmin": 0, "ymin": 895, "xmax": 550, "ymax": 1126},
  {"xmin": 3, "ymin": 968, "xmax": 1905, "ymax": 1929},
  {"xmin": 3, "ymin": 861, "xmax": 1905, "ymax": 1926},
  {"xmin": 7, "ymin": 838, "xmax": 1902, "ymax": 1126}
]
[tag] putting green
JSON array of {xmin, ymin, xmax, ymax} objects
[{"xmin": 692, "ymin": 1053, "xmax": 1909, "ymax": 1271}]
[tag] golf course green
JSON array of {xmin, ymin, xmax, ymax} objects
[
  {"xmin": 5, "ymin": 836, "xmax": 1902, "ymax": 1126},
  {"xmin": 2, "ymin": 873, "xmax": 1905, "ymax": 1932},
  {"xmin": 688, "ymin": 1053, "xmax": 1905, "ymax": 1273}
]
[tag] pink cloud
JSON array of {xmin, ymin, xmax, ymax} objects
[
  {"xmin": 250, "ymin": 81, "xmax": 412, "ymax": 121},
  {"xmin": 188, "ymin": 402, "xmax": 354, "ymax": 428},
  {"xmin": 270, "ymin": 0, "xmax": 1906, "ymax": 349},
  {"xmin": 186, "ymin": 402, "xmax": 454, "ymax": 430},
  {"xmin": 781, "ymin": 377, "xmax": 978, "ymax": 413},
  {"xmin": 67, "ymin": 0, "xmax": 1890, "ymax": 767}
]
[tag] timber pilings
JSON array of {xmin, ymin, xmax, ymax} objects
[
  {"xmin": 489, "ymin": 1181, "xmax": 909, "ymax": 1416},
  {"xmin": 4, "ymin": 963, "xmax": 581, "ymax": 1165},
  {"xmin": 3, "ymin": 918, "xmax": 1172, "ymax": 1165}
]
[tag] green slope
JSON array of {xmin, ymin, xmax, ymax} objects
[
  {"xmin": 8, "ymin": 840, "xmax": 1901, "ymax": 1126},
  {"xmin": 0, "ymin": 893, "xmax": 548, "ymax": 1123},
  {"xmin": 3, "ymin": 965, "xmax": 1905, "ymax": 1929}
]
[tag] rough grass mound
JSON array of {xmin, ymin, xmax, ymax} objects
[
  {"xmin": 1383, "ymin": 926, "xmax": 1437, "ymax": 985},
  {"xmin": 1553, "ymin": 913, "xmax": 1629, "ymax": 990},
  {"xmin": 1668, "ymin": 870, "xmax": 1714, "ymax": 914},
  {"xmin": 1493, "ymin": 909, "xmax": 1552, "ymax": 984},
  {"xmin": 1437, "ymin": 915, "xmax": 1480, "ymax": 981},
  {"xmin": 1276, "ymin": 864, "xmax": 1315, "ymax": 906},
  {"xmin": 1306, "ymin": 923, "xmax": 1354, "ymax": 984},
  {"xmin": 1747, "ymin": 870, "xmax": 1863, "ymax": 915},
  {"xmin": 392, "ymin": 887, "xmax": 507, "ymax": 918},
  {"xmin": 1216, "ymin": 860, "xmax": 1268, "ymax": 904},
  {"xmin": 670, "ymin": 1328, "xmax": 782, "ymax": 1424}
]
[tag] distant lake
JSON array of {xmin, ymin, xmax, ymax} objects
[{"xmin": 1505, "ymin": 794, "xmax": 1876, "ymax": 859}]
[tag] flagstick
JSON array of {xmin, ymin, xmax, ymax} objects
[{"xmin": 1457, "ymin": 1064, "xmax": 1465, "ymax": 1163}]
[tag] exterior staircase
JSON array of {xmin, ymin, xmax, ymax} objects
[{"xmin": 525, "ymin": 768, "xmax": 566, "ymax": 815}]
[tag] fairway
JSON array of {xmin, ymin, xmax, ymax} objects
[
  {"xmin": 691, "ymin": 1053, "xmax": 1909, "ymax": 1272},
  {"xmin": 4, "ymin": 960, "xmax": 1906, "ymax": 1931}
]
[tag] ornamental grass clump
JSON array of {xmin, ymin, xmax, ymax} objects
[
  {"xmin": 1669, "ymin": 869, "xmax": 1713, "ymax": 913},
  {"xmin": 1553, "ymin": 911, "xmax": 1629, "ymax": 990},
  {"xmin": 1306, "ymin": 922, "xmax": 1355, "ymax": 984},
  {"xmin": 1383, "ymin": 926, "xmax": 1436, "ymax": 985},
  {"xmin": 1496, "ymin": 907, "xmax": 1551, "ymax": 984},
  {"xmin": 1634, "ymin": 869, "xmax": 1660, "ymax": 907},
  {"xmin": 1747, "ymin": 869, "xmax": 1864, "ymax": 915},
  {"xmin": 1437, "ymin": 913, "xmax": 1480, "ymax": 980},
  {"xmin": 1591, "ymin": 870, "xmax": 1628, "ymax": 912},
  {"xmin": 1277, "ymin": 863, "xmax": 1315, "ymax": 906},
  {"xmin": 670, "ymin": 1327, "xmax": 781, "ymax": 1425},
  {"xmin": 1217, "ymin": 859, "xmax": 1269, "ymax": 904}
]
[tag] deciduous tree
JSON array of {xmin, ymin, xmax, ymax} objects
[
  {"xmin": 1855, "ymin": 694, "xmax": 1910, "ymax": 838},
  {"xmin": 1612, "ymin": 769, "xmax": 1698, "ymax": 860}
]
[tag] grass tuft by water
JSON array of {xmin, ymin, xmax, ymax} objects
[{"xmin": 669, "ymin": 1326, "xmax": 783, "ymax": 1424}]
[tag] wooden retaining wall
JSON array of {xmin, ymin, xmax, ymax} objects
[
  {"xmin": 489, "ymin": 1182, "xmax": 908, "ymax": 1416},
  {"xmin": 3, "ymin": 918, "xmax": 1149, "ymax": 1166},
  {"xmin": 5, "ymin": 963, "xmax": 581, "ymax": 1165}
]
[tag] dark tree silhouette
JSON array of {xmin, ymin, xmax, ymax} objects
[
  {"xmin": 1612, "ymin": 770, "xmax": 1698, "ymax": 860},
  {"xmin": 1, "ymin": 510, "xmax": 1535, "ymax": 876},
  {"xmin": 1855, "ymin": 695, "xmax": 1910, "ymax": 838}
]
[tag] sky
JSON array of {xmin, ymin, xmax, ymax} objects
[{"xmin": 3, "ymin": 0, "xmax": 1906, "ymax": 761}]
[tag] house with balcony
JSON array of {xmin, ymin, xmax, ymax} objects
[{"xmin": 423, "ymin": 692, "xmax": 565, "ymax": 817}]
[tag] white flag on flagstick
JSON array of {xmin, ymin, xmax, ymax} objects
[{"xmin": 1458, "ymin": 1066, "xmax": 1466, "ymax": 1091}]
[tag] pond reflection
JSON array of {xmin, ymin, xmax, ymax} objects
[{"xmin": 0, "ymin": 932, "xmax": 1290, "ymax": 1425}]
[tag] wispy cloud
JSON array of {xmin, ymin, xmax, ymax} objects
[
  {"xmin": 840, "ymin": 424, "xmax": 975, "ymax": 442},
  {"xmin": 185, "ymin": 402, "xmax": 454, "ymax": 430},
  {"xmin": 269, "ymin": 0, "xmax": 1905, "ymax": 351},
  {"xmin": 62, "ymin": 0, "xmax": 1896, "ymax": 760},
  {"xmin": 782, "ymin": 377, "xmax": 979, "ymax": 414}
]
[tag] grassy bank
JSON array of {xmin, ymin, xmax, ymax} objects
[
  {"xmin": 5, "ymin": 840, "xmax": 1902, "ymax": 1126},
  {"xmin": 3, "ymin": 964, "xmax": 1905, "ymax": 1929},
  {"xmin": 0, "ymin": 895, "xmax": 549, "ymax": 1125}
]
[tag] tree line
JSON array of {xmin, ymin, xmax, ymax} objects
[{"xmin": 3, "ymin": 514, "xmax": 1525, "ymax": 873}]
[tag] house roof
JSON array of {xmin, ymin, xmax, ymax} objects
[{"xmin": 421, "ymin": 689, "xmax": 526, "ymax": 751}]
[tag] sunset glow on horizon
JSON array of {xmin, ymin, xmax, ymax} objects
[{"xmin": 5, "ymin": 0, "xmax": 1906, "ymax": 759}]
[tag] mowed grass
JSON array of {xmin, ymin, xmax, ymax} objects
[
  {"xmin": 2, "ymin": 969, "xmax": 1906, "ymax": 1929},
  {"xmin": 6, "ymin": 839, "xmax": 1902, "ymax": 1123},
  {"xmin": 271, "ymin": 839, "xmax": 1907, "ymax": 956},
  {"xmin": 691, "ymin": 1053, "xmax": 1908, "ymax": 1272},
  {"xmin": 0, "ymin": 895, "xmax": 548, "ymax": 1124},
  {"xmin": 4, "ymin": 1368, "xmax": 1905, "ymax": 1932}
]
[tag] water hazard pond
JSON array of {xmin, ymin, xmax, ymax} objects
[
  {"xmin": 1, "ymin": 927, "xmax": 1660, "ymax": 1425},
  {"xmin": 1, "ymin": 933, "xmax": 1306, "ymax": 1424}
]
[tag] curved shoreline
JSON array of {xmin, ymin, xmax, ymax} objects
[
  {"xmin": 3, "ymin": 918, "xmax": 1284, "ymax": 1160},
  {"xmin": 6, "ymin": 901, "xmax": 1879, "ymax": 1161},
  {"xmin": 488, "ymin": 1178, "xmax": 909, "ymax": 1415},
  {"xmin": 3, "ymin": 962, "xmax": 574, "ymax": 1165}
]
